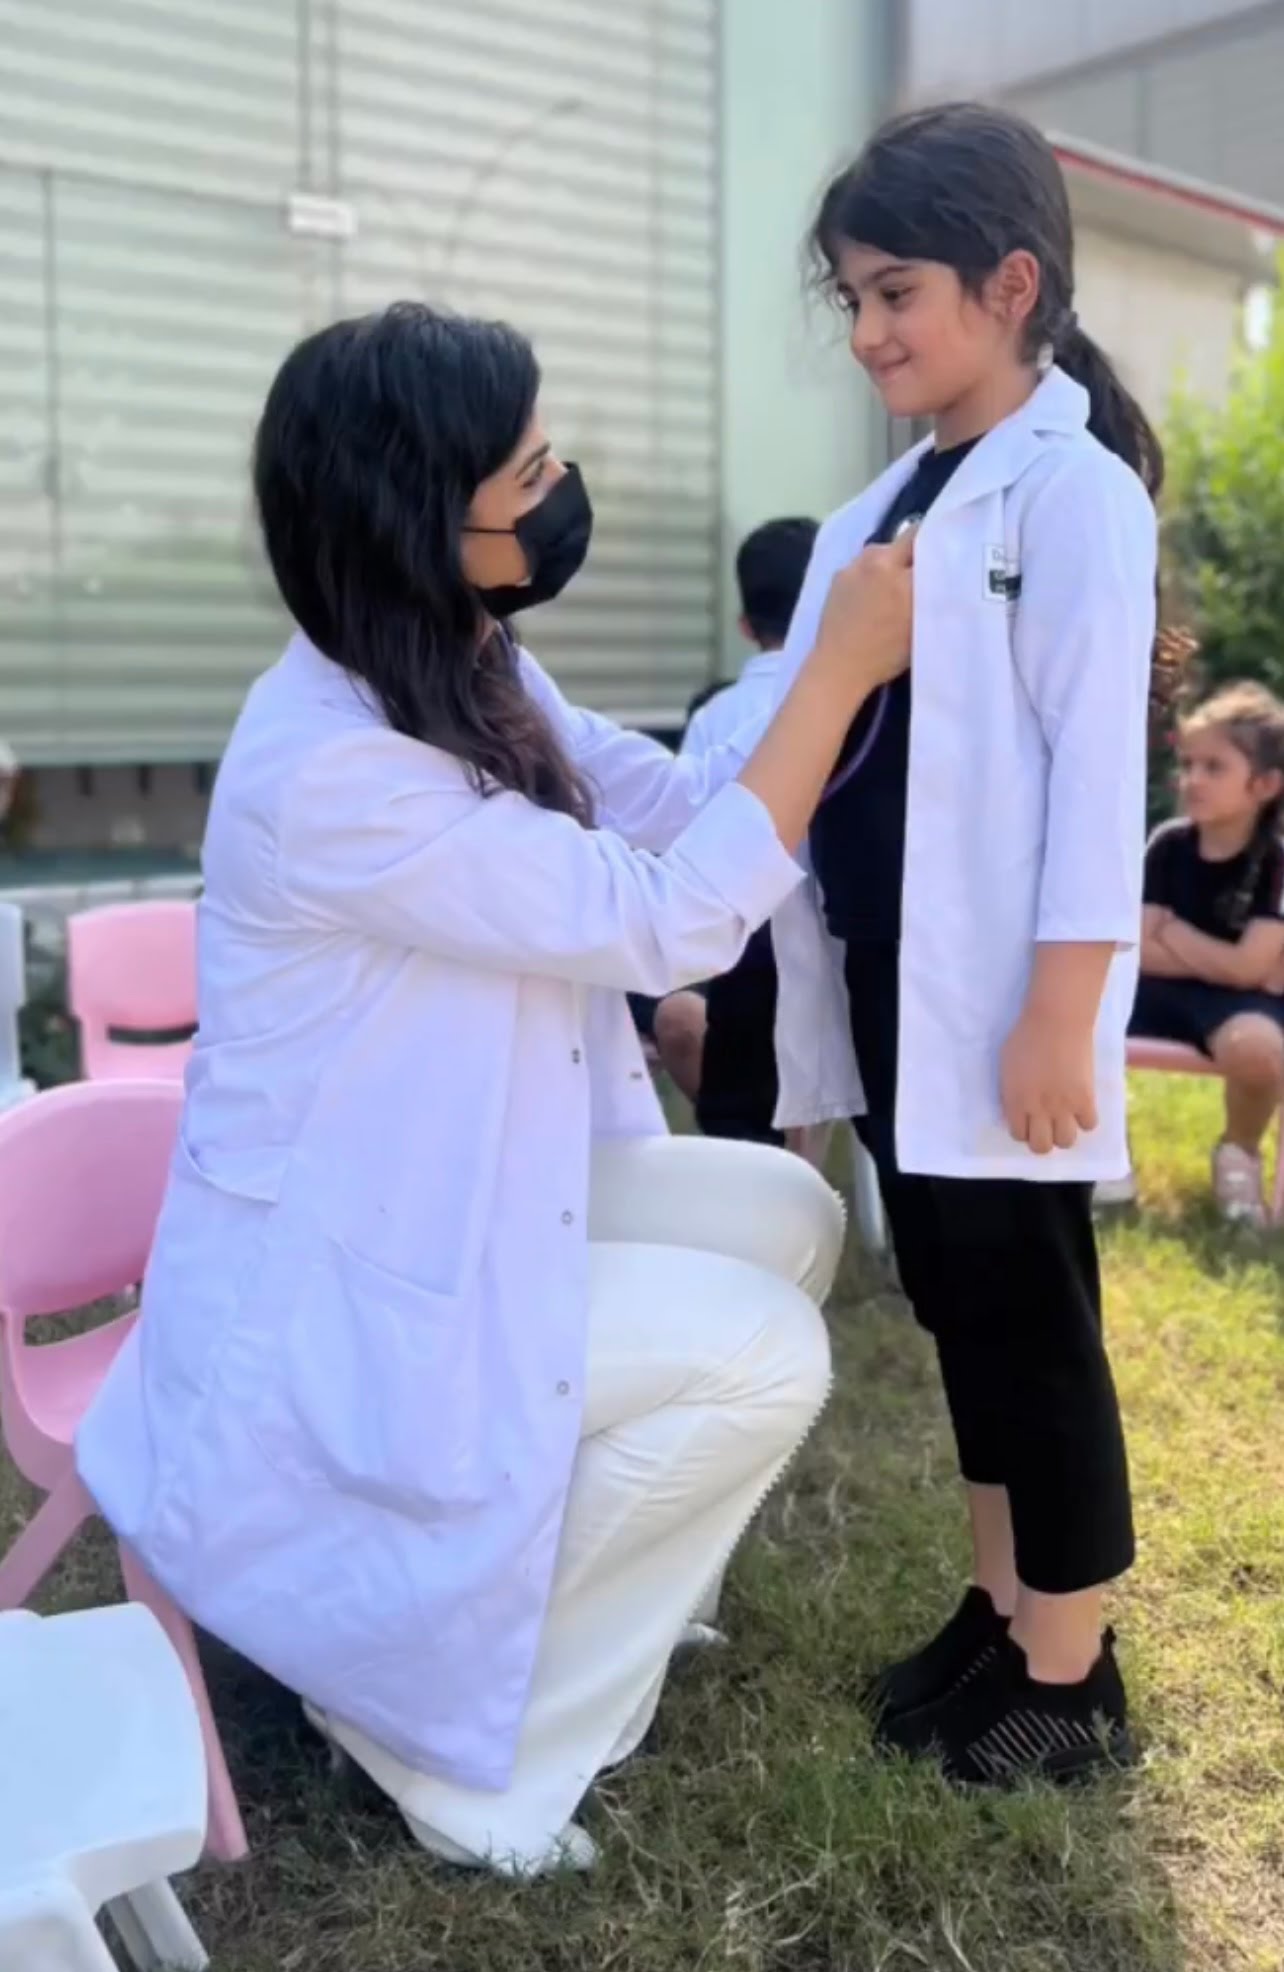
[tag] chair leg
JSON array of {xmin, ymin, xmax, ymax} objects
[
  {"xmin": 0, "ymin": 1876, "xmax": 119, "ymax": 1972},
  {"xmin": 849, "ymin": 1125, "xmax": 888, "ymax": 1256},
  {"xmin": 104, "ymin": 1882, "xmax": 208, "ymax": 1972},
  {"xmin": 117, "ymin": 1545, "xmax": 249, "ymax": 1864},
  {"xmin": 0, "ymin": 1468, "xmax": 92, "ymax": 1610}
]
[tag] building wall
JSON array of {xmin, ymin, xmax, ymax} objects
[
  {"xmin": 1074, "ymin": 226, "xmax": 1247, "ymax": 414},
  {"xmin": 902, "ymin": 0, "xmax": 1284, "ymax": 205},
  {"xmin": 717, "ymin": 0, "xmax": 891, "ymax": 660},
  {"xmin": 1, "ymin": 0, "xmax": 736, "ymax": 764},
  {"xmin": 903, "ymin": 0, "xmax": 1269, "ymax": 99},
  {"xmin": 0, "ymin": 0, "xmax": 891, "ymax": 855}
]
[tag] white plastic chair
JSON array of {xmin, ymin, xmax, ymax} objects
[{"xmin": 0, "ymin": 1603, "xmax": 209, "ymax": 1970}]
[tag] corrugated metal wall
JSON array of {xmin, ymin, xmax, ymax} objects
[{"xmin": 0, "ymin": 0, "xmax": 719, "ymax": 765}]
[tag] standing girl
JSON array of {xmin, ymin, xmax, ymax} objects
[
  {"xmin": 1133, "ymin": 682, "xmax": 1284, "ymax": 1226},
  {"xmin": 770, "ymin": 103, "xmax": 1161, "ymax": 1784}
]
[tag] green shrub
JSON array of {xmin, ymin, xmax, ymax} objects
[{"xmin": 1164, "ymin": 270, "xmax": 1284, "ymax": 699}]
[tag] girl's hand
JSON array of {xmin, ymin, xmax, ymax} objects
[{"xmin": 999, "ymin": 1009, "xmax": 1099, "ymax": 1155}]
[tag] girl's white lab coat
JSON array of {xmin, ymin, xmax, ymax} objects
[
  {"xmin": 76, "ymin": 635, "xmax": 802, "ymax": 1791},
  {"xmin": 772, "ymin": 366, "xmax": 1157, "ymax": 1180}
]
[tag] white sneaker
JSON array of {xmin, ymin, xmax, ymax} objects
[
  {"xmin": 677, "ymin": 1620, "xmax": 728, "ymax": 1651},
  {"xmin": 401, "ymin": 1809, "xmax": 598, "ymax": 1878},
  {"xmin": 1094, "ymin": 1170, "xmax": 1138, "ymax": 1208},
  {"xmin": 1212, "ymin": 1140, "xmax": 1267, "ymax": 1227}
]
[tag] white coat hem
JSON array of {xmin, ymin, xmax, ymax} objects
[{"xmin": 896, "ymin": 1141, "xmax": 1131, "ymax": 1183}]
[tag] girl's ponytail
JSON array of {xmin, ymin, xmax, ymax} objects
[{"xmin": 1054, "ymin": 321, "xmax": 1165, "ymax": 499}]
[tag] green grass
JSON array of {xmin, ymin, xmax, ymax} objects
[{"xmin": 5, "ymin": 1074, "xmax": 1282, "ymax": 1971}]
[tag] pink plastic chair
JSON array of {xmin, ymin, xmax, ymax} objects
[
  {"xmin": 0, "ymin": 1079, "xmax": 247, "ymax": 1862},
  {"xmin": 1127, "ymin": 1035, "xmax": 1284, "ymax": 1223},
  {"xmin": 66, "ymin": 901, "xmax": 197, "ymax": 1082}
]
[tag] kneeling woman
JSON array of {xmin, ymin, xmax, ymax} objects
[{"xmin": 77, "ymin": 304, "xmax": 911, "ymax": 1875}]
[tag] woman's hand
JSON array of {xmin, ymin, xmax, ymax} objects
[
  {"xmin": 1000, "ymin": 1008, "xmax": 1099, "ymax": 1155},
  {"xmin": 813, "ymin": 529, "xmax": 915, "ymax": 696}
]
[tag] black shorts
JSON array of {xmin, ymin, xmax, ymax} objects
[
  {"xmin": 1130, "ymin": 975, "xmax": 1284, "ymax": 1057},
  {"xmin": 694, "ymin": 947, "xmax": 782, "ymax": 1147}
]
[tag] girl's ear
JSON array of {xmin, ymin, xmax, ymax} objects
[
  {"xmin": 985, "ymin": 249, "xmax": 1041, "ymax": 335},
  {"xmin": 1254, "ymin": 765, "xmax": 1284, "ymax": 808}
]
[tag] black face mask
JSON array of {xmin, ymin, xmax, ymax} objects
[{"xmin": 467, "ymin": 462, "xmax": 594, "ymax": 620}]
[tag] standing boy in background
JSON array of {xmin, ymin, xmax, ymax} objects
[{"xmin": 653, "ymin": 518, "xmax": 820, "ymax": 1139}]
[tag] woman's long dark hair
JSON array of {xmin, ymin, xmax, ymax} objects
[
  {"xmin": 809, "ymin": 103, "xmax": 1165, "ymax": 499},
  {"xmin": 253, "ymin": 302, "xmax": 593, "ymax": 824}
]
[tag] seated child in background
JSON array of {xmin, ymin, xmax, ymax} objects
[{"xmin": 1131, "ymin": 681, "xmax": 1284, "ymax": 1226}]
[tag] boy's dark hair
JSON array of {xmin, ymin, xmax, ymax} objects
[
  {"xmin": 736, "ymin": 517, "xmax": 820, "ymax": 649},
  {"xmin": 809, "ymin": 103, "xmax": 1164, "ymax": 498}
]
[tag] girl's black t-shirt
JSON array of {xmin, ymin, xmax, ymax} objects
[
  {"xmin": 809, "ymin": 437, "xmax": 977, "ymax": 944},
  {"xmin": 1143, "ymin": 817, "xmax": 1284, "ymax": 942}
]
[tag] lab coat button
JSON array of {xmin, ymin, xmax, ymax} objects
[
  {"xmin": 571, "ymin": 1048, "xmax": 582, "ymax": 1064},
  {"xmin": 556, "ymin": 1380, "xmax": 570, "ymax": 1397},
  {"xmin": 561, "ymin": 1210, "xmax": 574, "ymax": 1226}
]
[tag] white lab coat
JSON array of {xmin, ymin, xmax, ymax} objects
[
  {"xmin": 681, "ymin": 649, "xmax": 783, "ymax": 762},
  {"xmin": 76, "ymin": 634, "xmax": 802, "ymax": 1792},
  {"xmin": 771, "ymin": 366, "xmax": 1156, "ymax": 1180}
]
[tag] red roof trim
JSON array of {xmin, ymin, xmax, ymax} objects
[{"xmin": 1052, "ymin": 140, "xmax": 1284, "ymax": 240}]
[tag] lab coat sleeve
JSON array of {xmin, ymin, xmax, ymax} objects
[
  {"xmin": 516, "ymin": 648, "xmax": 764, "ymax": 852},
  {"xmin": 677, "ymin": 699, "xmax": 716, "ymax": 761},
  {"xmin": 276, "ymin": 729, "xmax": 803, "ymax": 993},
  {"xmin": 1014, "ymin": 453, "xmax": 1157, "ymax": 947}
]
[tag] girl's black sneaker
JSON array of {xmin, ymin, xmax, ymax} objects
[
  {"xmin": 862, "ymin": 1586, "xmax": 1010, "ymax": 1728},
  {"xmin": 880, "ymin": 1630, "xmax": 1137, "ymax": 1787}
]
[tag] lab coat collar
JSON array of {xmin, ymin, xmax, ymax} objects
[
  {"xmin": 283, "ymin": 631, "xmax": 382, "ymax": 721},
  {"xmin": 739, "ymin": 648, "xmax": 783, "ymax": 681},
  {"xmin": 927, "ymin": 365, "xmax": 1090, "ymax": 524}
]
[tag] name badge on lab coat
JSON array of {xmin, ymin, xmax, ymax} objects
[{"xmin": 985, "ymin": 545, "xmax": 1021, "ymax": 604}]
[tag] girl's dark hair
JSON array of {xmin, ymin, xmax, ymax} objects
[
  {"xmin": 253, "ymin": 301, "xmax": 594, "ymax": 825},
  {"xmin": 809, "ymin": 102, "xmax": 1165, "ymax": 498},
  {"xmin": 1182, "ymin": 682, "xmax": 1284, "ymax": 934}
]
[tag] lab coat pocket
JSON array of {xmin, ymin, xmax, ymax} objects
[{"xmin": 275, "ymin": 1239, "xmax": 483, "ymax": 1518}]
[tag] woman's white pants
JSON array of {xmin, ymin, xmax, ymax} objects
[{"xmin": 319, "ymin": 1134, "xmax": 845, "ymax": 1872}]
